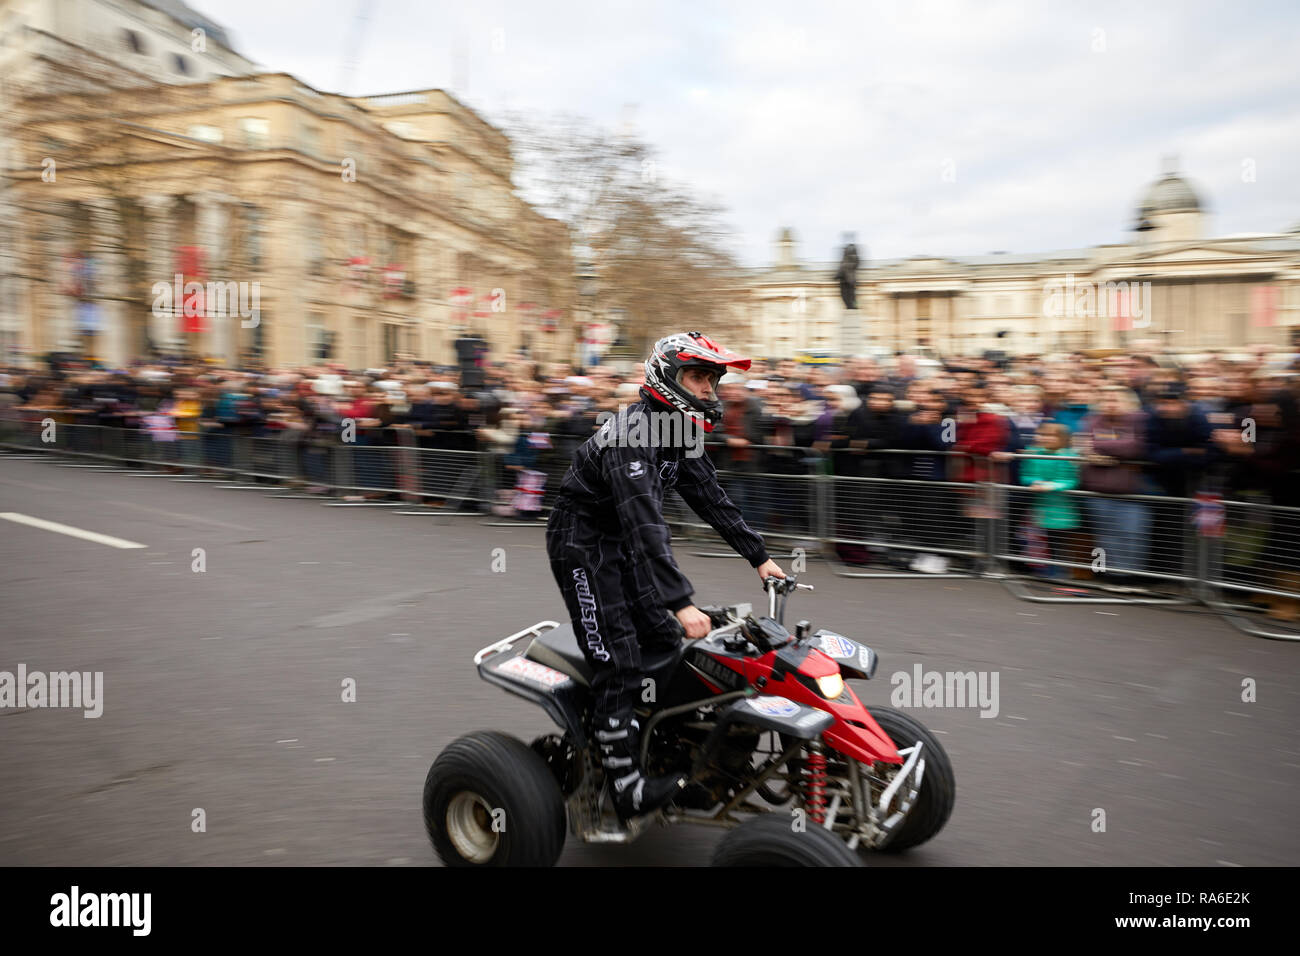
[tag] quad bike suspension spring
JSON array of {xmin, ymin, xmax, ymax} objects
[{"xmin": 804, "ymin": 745, "xmax": 828, "ymax": 825}]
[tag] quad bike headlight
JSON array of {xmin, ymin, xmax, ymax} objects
[{"xmin": 816, "ymin": 673, "xmax": 844, "ymax": 700}]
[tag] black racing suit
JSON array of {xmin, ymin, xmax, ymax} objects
[{"xmin": 546, "ymin": 396, "xmax": 770, "ymax": 723}]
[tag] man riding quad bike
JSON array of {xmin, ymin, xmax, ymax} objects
[
  {"xmin": 542, "ymin": 331, "xmax": 788, "ymax": 823},
  {"xmin": 422, "ymin": 334, "xmax": 957, "ymax": 866}
]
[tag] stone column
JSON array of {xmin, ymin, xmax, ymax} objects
[
  {"xmin": 141, "ymin": 194, "xmax": 177, "ymax": 352},
  {"xmin": 193, "ymin": 191, "xmax": 232, "ymax": 364},
  {"xmin": 43, "ymin": 201, "xmax": 74, "ymax": 352},
  {"xmin": 889, "ymin": 294, "xmax": 900, "ymax": 353},
  {"xmin": 86, "ymin": 197, "xmax": 128, "ymax": 366}
]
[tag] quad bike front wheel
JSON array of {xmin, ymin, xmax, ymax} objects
[
  {"xmin": 423, "ymin": 731, "xmax": 567, "ymax": 867},
  {"xmin": 864, "ymin": 705, "xmax": 956, "ymax": 853},
  {"xmin": 711, "ymin": 813, "xmax": 863, "ymax": 867}
]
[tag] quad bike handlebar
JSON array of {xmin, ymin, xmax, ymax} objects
[
  {"xmin": 683, "ymin": 575, "xmax": 812, "ymax": 643},
  {"xmin": 762, "ymin": 574, "xmax": 813, "ymax": 623}
]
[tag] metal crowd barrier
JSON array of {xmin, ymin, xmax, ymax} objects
[
  {"xmin": 0, "ymin": 413, "xmax": 497, "ymax": 511},
  {"xmin": 990, "ymin": 484, "xmax": 1198, "ymax": 606},
  {"xmin": 679, "ymin": 443, "xmax": 830, "ymax": 549},
  {"xmin": 2, "ymin": 414, "xmax": 1296, "ymax": 640}
]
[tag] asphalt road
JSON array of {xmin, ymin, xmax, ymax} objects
[{"xmin": 1, "ymin": 452, "xmax": 1298, "ymax": 867}]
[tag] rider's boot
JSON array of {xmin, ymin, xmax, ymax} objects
[{"xmin": 595, "ymin": 711, "xmax": 687, "ymax": 823}]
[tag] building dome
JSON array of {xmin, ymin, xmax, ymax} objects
[{"xmin": 1136, "ymin": 167, "xmax": 1203, "ymax": 217}]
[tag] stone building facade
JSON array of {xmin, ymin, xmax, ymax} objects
[
  {"xmin": 7, "ymin": 72, "xmax": 574, "ymax": 368},
  {"xmin": 2, "ymin": 1, "xmax": 575, "ymax": 369},
  {"xmin": 740, "ymin": 167, "xmax": 1300, "ymax": 359}
]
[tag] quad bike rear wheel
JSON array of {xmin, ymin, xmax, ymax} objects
[{"xmin": 423, "ymin": 731, "xmax": 567, "ymax": 866}]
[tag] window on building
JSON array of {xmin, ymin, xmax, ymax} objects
[
  {"xmin": 353, "ymin": 316, "xmax": 367, "ymax": 368},
  {"xmin": 243, "ymin": 206, "xmax": 263, "ymax": 269},
  {"xmin": 382, "ymin": 323, "xmax": 399, "ymax": 363},
  {"xmin": 347, "ymin": 221, "xmax": 366, "ymax": 261},
  {"xmin": 188, "ymin": 124, "xmax": 223, "ymax": 144},
  {"xmin": 247, "ymin": 315, "xmax": 266, "ymax": 364},
  {"xmin": 306, "ymin": 228, "xmax": 325, "ymax": 275},
  {"xmin": 240, "ymin": 118, "xmax": 269, "ymax": 149},
  {"xmin": 172, "ymin": 53, "xmax": 191, "ymax": 75},
  {"xmin": 123, "ymin": 29, "xmax": 147, "ymax": 54},
  {"xmin": 301, "ymin": 123, "xmax": 320, "ymax": 156},
  {"xmin": 306, "ymin": 313, "xmax": 328, "ymax": 363}
]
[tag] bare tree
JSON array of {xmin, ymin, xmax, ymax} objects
[{"xmin": 502, "ymin": 111, "xmax": 744, "ymax": 360}]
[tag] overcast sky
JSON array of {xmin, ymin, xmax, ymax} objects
[{"xmin": 209, "ymin": 0, "xmax": 1300, "ymax": 268}]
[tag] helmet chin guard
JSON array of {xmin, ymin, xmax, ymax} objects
[{"xmin": 640, "ymin": 331, "xmax": 751, "ymax": 432}]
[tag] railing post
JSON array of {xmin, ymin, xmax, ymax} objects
[
  {"xmin": 984, "ymin": 460, "xmax": 1003, "ymax": 577},
  {"xmin": 484, "ymin": 448, "xmax": 500, "ymax": 512},
  {"xmin": 815, "ymin": 455, "xmax": 831, "ymax": 554},
  {"xmin": 334, "ymin": 438, "xmax": 352, "ymax": 493}
]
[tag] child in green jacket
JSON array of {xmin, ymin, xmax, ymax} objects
[{"xmin": 1020, "ymin": 423, "xmax": 1082, "ymax": 577}]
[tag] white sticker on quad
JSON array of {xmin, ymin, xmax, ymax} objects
[
  {"xmin": 819, "ymin": 634, "xmax": 857, "ymax": 659},
  {"xmin": 747, "ymin": 696, "xmax": 801, "ymax": 717},
  {"xmin": 498, "ymin": 656, "xmax": 571, "ymax": 688}
]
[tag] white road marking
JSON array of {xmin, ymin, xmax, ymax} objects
[{"xmin": 0, "ymin": 511, "xmax": 146, "ymax": 549}]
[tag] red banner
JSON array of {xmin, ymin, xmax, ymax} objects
[
  {"xmin": 176, "ymin": 245, "xmax": 206, "ymax": 333},
  {"xmin": 1251, "ymin": 285, "xmax": 1277, "ymax": 327},
  {"xmin": 1112, "ymin": 287, "xmax": 1131, "ymax": 332}
]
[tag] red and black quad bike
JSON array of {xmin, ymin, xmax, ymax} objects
[{"xmin": 423, "ymin": 575, "xmax": 956, "ymax": 866}]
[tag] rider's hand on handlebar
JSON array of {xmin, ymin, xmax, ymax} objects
[
  {"xmin": 756, "ymin": 559, "xmax": 786, "ymax": 585},
  {"xmin": 675, "ymin": 605, "xmax": 713, "ymax": 640}
]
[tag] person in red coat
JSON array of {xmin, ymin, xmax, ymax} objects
[{"xmin": 954, "ymin": 381, "xmax": 1011, "ymax": 486}]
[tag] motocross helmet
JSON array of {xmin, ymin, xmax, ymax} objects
[{"xmin": 640, "ymin": 331, "xmax": 751, "ymax": 432}]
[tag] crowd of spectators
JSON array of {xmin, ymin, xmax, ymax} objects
[{"xmin": 2, "ymin": 343, "xmax": 1297, "ymax": 618}]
